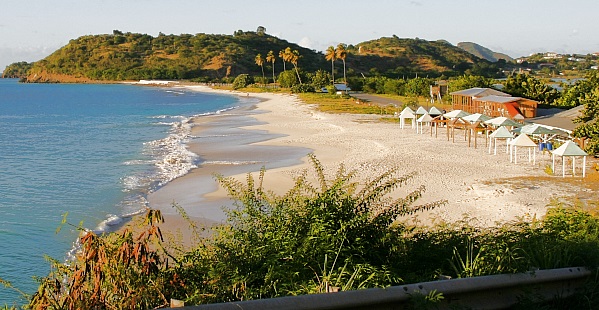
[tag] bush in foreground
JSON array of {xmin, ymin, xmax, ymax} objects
[{"xmin": 10, "ymin": 155, "xmax": 599, "ymax": 309}]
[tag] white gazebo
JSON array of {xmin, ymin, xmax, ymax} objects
[
  {"xmin": 510, "ymin": 134, "xmax": 537, "ymax": 164},
  {"xmin": 429, "ymin": 106, "xmax": 443, "ymax": 116},
  {"xmin": 462, "ymin": 113, "xmax": 491, "ymax": 123},
  {"xmin": 489, "ymin": 126, "xmax": 514, "ymax": 155},
  {"xmin": 416, "ymin": 113, "xmax": 433, "ymax": 134},
  {"xmin": 484, "ymin": 116, "xmax": 521, "ymax": 128},
  {"xmin": 551, "ymin": 141, "xmax": 589, "ymax": 177},
  {"xmin": 399, "ymin": 107, "xmax": 416, "ymax": 129},
  {"xmin": 415, "ymin": 106, "xmax": 428, "ymax": 116},
  {"xmin": 443, "ymin": 109, "xmax": 470, "ymax": 119}
]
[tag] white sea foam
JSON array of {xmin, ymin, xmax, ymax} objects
[{"xmin": 204, "ymin": 160, "xmax": 264, "ymax": 166}]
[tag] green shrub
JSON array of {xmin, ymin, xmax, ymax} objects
[
  {"xmin": 232, "ymin": 74, "xmax": 253, "ymax": 89},
  {"xmin": 291, "ymin": 83, "xmax": 315, "ymax": 93}
]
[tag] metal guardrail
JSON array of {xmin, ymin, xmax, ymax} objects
[{"xmin": 169, "ymin": 267, "xmax": 592, "ymax": 310}]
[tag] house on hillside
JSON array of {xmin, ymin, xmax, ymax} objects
[{"xmin": 451, "ymin": 87, "xmax": 538, "ymax": 119}]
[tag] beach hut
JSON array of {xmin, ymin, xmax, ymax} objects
[
  {"xmin": 415, "ymin": 106, "xmax": 428, "ymax": 116},
  {"xmin": 428, "ymin": 106, "xmax": 443, "ymax": 116},
  {"xmin": 515, "ymin": 123, "xmax": 569, "ymax": 149},
  {"xmin": 462, "ymin": 113, "xmax": 491, "ymax": 123},
  {"xmin": 443, "ymin": 109, "xmax": 470, "ymax": 119},
  {"xmin": 510, "ymin": 134, "xmax": 537, "ymax": 164},
  {"xmin": 551, "ymin": 141, "xmax": 589, "ymax": 177},
  {"xmin": 416, "ymin": 113, "xmax": 433, "ymax": 134},
  {"xmin": 399, "ymin": 107, "xmax": 416, "ymax": 129},
  {"xmin": 489, "ymin": 126, "xmax": 514, "ymax": 155},
  {"xmin": 484, "ymin": 116, "xmax": 521, "ymax": 128}
]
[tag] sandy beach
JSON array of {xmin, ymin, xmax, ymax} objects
[{"xmin": 148, "ymin": 85, "xmax": 596, "ymax": 235}]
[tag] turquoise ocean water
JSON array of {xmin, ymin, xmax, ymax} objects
[{"xmin": 0, "ymin": 79, "xmax": 240, "ymax": 305}]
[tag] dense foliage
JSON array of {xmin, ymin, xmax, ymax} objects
[
  {"xmin": 23, "ymin": 31, "xmax": 326, "ymax": 82},
  {"xmin": 9, "ymin": 31, "xmax": 498, "ymax": 83},
  {"xmin": 502, "ymin": 73, "xmax": 560, "ymax": 105},
  {"xmin": 2, "ymin": 62, "xmax": 32, "ymax": 78},
  {"xmin": 5, "ymin": 156, "xmax": 598, "ymax": 309},
  {"xmin": 571, "ymin": 72, "xmax": 599, "ymax": 154}
]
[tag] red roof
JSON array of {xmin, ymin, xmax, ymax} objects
[{"xmin": 504, "ymin": 102, "xmax": 523, "ymax": 118}]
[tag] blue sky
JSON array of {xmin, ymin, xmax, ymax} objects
[{"xmin": 2, "ymin": 0, "xmax": 598, "ymax": 71}]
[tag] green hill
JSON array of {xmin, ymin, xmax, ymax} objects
[
  {"xmin": 457, "ymin": 42, "xmax": 514, "ymax": 62},
  {"xmin": 348, "ymin": 36, "xmax": 494, "ymax": 77},
  {"xmin": 7, "ymin": 31, "xmax": 499, "ymax": 83},
  {"xmin": 22, "ymin": 30, "xmax": 328, "ymax": 83}
]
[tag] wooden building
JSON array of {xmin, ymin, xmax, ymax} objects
[{"xmin": 451, "ymin": 88, "xmax": 538, "ymax": 119}]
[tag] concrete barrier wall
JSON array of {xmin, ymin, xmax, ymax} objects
[{"xmin": 170, "ymin": 267, "xmax": 591, "ymax": 310}]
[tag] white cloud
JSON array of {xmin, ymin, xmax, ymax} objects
[
  {"xmin": 298, "ymin": 37, "xmax": 314, "ymax": 49},
  {"xmin": 0, "ymin": 46, "xmax": 55, "ymax": 72}
]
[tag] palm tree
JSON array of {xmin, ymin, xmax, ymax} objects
[
  {"xmin": 266, "ymin": 50, "xmax": 276, "ymax": 83},
  {"xmin": 278, "ymin": 49, "xmax": 287, "ymax": 71},
  {"xmin": 325, "ymin": 46, "xmax": 336, "ymax": 83},
  {"xmin": 290, "ymin": 49, "xmax": 302, "ymax": 84},
  {"xmin": 255, "ymin": 53, "xmax": 265, "ymax": 83},
  {"xmin": 336, "ymin": 43, "xmax": 348, "ymax": 85}
]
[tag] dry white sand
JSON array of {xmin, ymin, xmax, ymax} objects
[{"xmin": 149, "ymin": 86, "xmax": 588, "ymax": 230}]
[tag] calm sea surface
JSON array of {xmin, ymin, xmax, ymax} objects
[{"xmin": 0, "ymin": 79, "xmax": 239, "ymax": 305}]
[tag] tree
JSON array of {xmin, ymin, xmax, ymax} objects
[
  {"xmin": 448, "ymin": 75, "xmax": 492, "ymax": 93},
  {"xmin": 325, "ymin": 46, "xmax": 336, "ymax": 83},
  {"xmin": 336, "ymin": 43, "xmax": 348, "ymax": 84},
  {"xmin": 502, "ymin": 73, "xmax": 559, "ymax": 105},
  {"xmin": 279, "ymin": 49, "xmax": 287, "ymax": 71},
  {"xmin": 255, "ymin": 53, "xmax": 265, "ymax": 82},
  {"xmin": 232, "ymin": 74, "xmax": 253, "ymax": 89},
  {"xmin": 278, "ymin": 70, "xmax": 299, "ymax": 88},
  {"xmin": 556, "ymin": 72, "xmax": 599, "ymax": 108},
  {"xmin": 290, "ymin": 49, "xmax": 302, "ymax": 84},
  {"xmin": 571, "ymin": 71, "xmax": 599, "ymax": 154},
  {"xmin": 572, "ymin": 87, "xmax": 599, "ymax": 155},
  {"xmin": 311, "ymin": 69, "xmax": 331, "ymax": 90},
  {"xmin": 266, "ymin": 51, "xmax": 276, "ymax": 83}
]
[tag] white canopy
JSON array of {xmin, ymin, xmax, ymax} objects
[
  {"xmin": 484, "ymin": 116, "xmax": 520, "ymax": 128},
  {"xmin": 429, "ymin": 106, "xmax": 443, "ymax": 115},
  {"xmin": 551, "ymin": 141, "xmax": 589, "ymax": 177},
  {"xmin": 416, "ymin": 113, "xmax": 433, "ymax": 134},
  {"xmin": 399, "ymin": 107, "xmax": 416, "ymax": 129},
  {"xmin": 399, "ymin": 107, "xmax": 415, "ymax": 117},
  {"xmin": 415, "ymin": 106, "xmax": 428, "ymax": 115},
  {"xmin": 462, "ymin": 113, "xmax": 491, "ymax": 123},
  {"xmin": 490, "ymin": 126, "xmax": 514, "ymax": 139},
  {"xmin": 488, "ymin": 126, "xmax": 514, "ymax": 155},
  {"xmin": 443, "ymin": 110, "xmax": 470, "ymax": 119},
  {"xmin": 509, "ymin": 134, "xmax": 537, "ymax": 164}
]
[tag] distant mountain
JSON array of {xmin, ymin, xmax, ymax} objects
[
  {"xmin": 349, "ymin": 36, "xmax": 494, "ymax": 77},
  {"xmin": 6, "ymin": 31, "xmax": 500, "ymax": 83},
  {"xmin": 457, "ymin": 42, "xmax": 513, "ymax": 62}
]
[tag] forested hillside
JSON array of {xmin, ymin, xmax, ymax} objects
[
  {"xmin": 21, "ymin": 30, "xmax": 327, "ymax": 82},
  {"xmin": 350, "ymin": 36, "xmax": 498, "ymax": 77},
  {"xmin": 457, "ymin": 42, "xmax": 514, "ymax": 62},
  {"xmin": 6, "ymin": 30, "xmax": 500, "ymax": 83}
]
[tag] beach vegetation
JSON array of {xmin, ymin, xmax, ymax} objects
[
  {"xmin": 232, "ymin": 74, "xmax": 253, "ymax": 89},
  {"xmin": 502, "ymin": 73, "xmax": 560, "ymax": 105},
  {"xmin": 336, "ymin": 43, "xmax": 348, "ymax": 85},
  {"xmin": 265, "ymin": 50, "xmax": 276, "ymax": 83},
  {"xmin": 325, "ymin": 46, "xmax": 337, "ymax": 82},
  {"xmin": 277, "ymin": 70, "xmax": 299, "ymax": 88},
  {"xmin": 254, "ymin": 53, "xmax": 265, "ymax": 81},
  {"xmin": 8, "ymin": 158, "xmax": 599, "ymax": 308},
  {"xmin": 570, "ymin": 71, "xmax": 599, "ymax": 155},
  {"xmin": 309, "ymin": 69, "xmax": 331, "ymax": 90}
]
